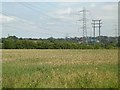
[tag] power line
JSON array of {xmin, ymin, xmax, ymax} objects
[
  {"xmin": 14, "ymin": 2, "xmax": 77, "ymax": 36},
  {"xmin": 1, "ymin": 11, "xmax": 67, "ymax": 37},
  {"xmin": 2, "ymin": 3, "xmax": 80, "ymax": 38},
  {"xmin": 18, "ymin": 2, "xmax": 75, "ymax": 28},
  {"xmin": 3, "ymin": 24, "xmax": 52, "ymax": 37},
  {"xmin": 2, "ymin": 3, "xmax": 87, "ymax": 38}
]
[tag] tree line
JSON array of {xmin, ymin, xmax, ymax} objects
[{"xmin": 0, "ymin": 36, "xmax": 119, "ymax": 49}]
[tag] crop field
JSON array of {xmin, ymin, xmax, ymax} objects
[{"xmin": 2, "ymin": 49, "xmax": 118, "ymax": 88}]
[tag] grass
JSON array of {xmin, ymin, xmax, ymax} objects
[{"xmin": 2, "ymin": 49, "xmax": 118, "ymax": 88}]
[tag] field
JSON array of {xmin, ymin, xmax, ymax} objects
[{"xmin": 2, "ymin": 49, "xmax": 118, "ymax": 88}]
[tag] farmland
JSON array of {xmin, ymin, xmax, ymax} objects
[{"xmin": 2, "ymin": 49, "xmax": 118, "ymax": 88}]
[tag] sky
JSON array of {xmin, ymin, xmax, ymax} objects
[{"xmin": 0, "ymin": 2, "xmax": 118, "ymax": 38}]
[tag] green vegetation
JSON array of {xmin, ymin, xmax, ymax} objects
[
  {"xmin": 1, "ymin": 35, "xmax": 119, "ymax": 49},
  {"xmin": 2, "ymin": 49, "xmax": 118, "ymax": 88}
]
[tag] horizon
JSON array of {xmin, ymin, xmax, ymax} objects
[{"xmin": 1, "ymin": 35, "xmax": 119, "ymax": 39}]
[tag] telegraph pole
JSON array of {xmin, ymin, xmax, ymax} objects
[
  {"xmin": 8, "ymin": 34, "xmax": 10, "ymax": 37},
  {"xmin": 92, "ymin": 20, "xmax": 102, "ymax": 43},
  {"xmin": 78, "ymin": 7, "xmax": 88, "ymax": 43},
  {"xmin": 92, "ymin": 20, "xmax": 96, "ymax": 41},
  {"xmin": 98, "ymin": 20, "xmax": 102, "ymax": 36},
  {"xmin": 114, "ymin": 24, "xmax": 118, "ymax": 37}
]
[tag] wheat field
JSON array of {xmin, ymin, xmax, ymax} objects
[{"xmin": 2, "ymin": 49, "xmax": 118, "ymax": 88}]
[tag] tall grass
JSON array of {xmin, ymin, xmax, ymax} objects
[{"xmin": 2, "ymin": 49, "xmax": 118, "ymax": 88}]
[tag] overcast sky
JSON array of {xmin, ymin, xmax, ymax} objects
[{"xmin": 1, "ymin": 2, "xmax": 118, "ymax": 38}]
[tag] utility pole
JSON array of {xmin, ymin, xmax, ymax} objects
[
  {"xmin": 92, "ymin": 20, "xmax": 102, "ymax": 43},
  {"xmin": 92, "ymin": 20, "xmax": 96, "ymax": 41},
  {"xmin": 77, "ymin": 7, "xmax": 88, "ymax": 43},
  {"xmin": 114, "ymin": 24, "xmax": 118, "ymax": 37},
  {"xmin": 65, "ymin": 33, "xmax": 69, "ymax": 40},
  {"xmin": 8, "ymin": 34, "xmax": 10, "ymax": 37},
  {"xmin": 98, "ymin": 20, "xmax": 102, "ymax": 36}
]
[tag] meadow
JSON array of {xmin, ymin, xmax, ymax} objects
[{"xmin": 2, "ymin": 49, "xmax": 118, "ymax": 88}]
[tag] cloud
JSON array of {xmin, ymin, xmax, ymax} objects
[
  {"xmin": 1, "ymin": 14, "xmax": 38, "ymax": 30},
  {"xmin": 46, "ymin": 22, "xmax": 55, "ymax": 25},
  {"xmin": 55, "ymin": 7, "xmax": 72, "ymax": 15},
  {"xmin": 47, "ymin": 7, "xmax": 72, "ymax": 21},
  {"xmin": 89, "ymin": 3, "xmax": 118, "ymax": 22},
  {"xmin": 101, "ymin": 4, "xmax": 117, "ymax": 11},
  {"xmin": 90, "ymin": 3, "xmax": 96, "ymax": 8},
  {"xmin": 0, "ymin": 14, "xmax": 16, "ymax": 23},
  {"xmin": 50, "ymin": 7, "xmax": 82, "ymax": 21},
  {"xmin": 0, "ymin": 14, "xmax": 35, "ymax": 25}
]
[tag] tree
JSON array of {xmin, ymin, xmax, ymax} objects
[{"xmin": 3, "ymin": 39, "xmax": 16, "ymax": 49}]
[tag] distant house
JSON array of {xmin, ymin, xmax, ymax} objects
[{"xmin": 90, "ymin": 38, "xmax": 100, "ymax": 43}]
